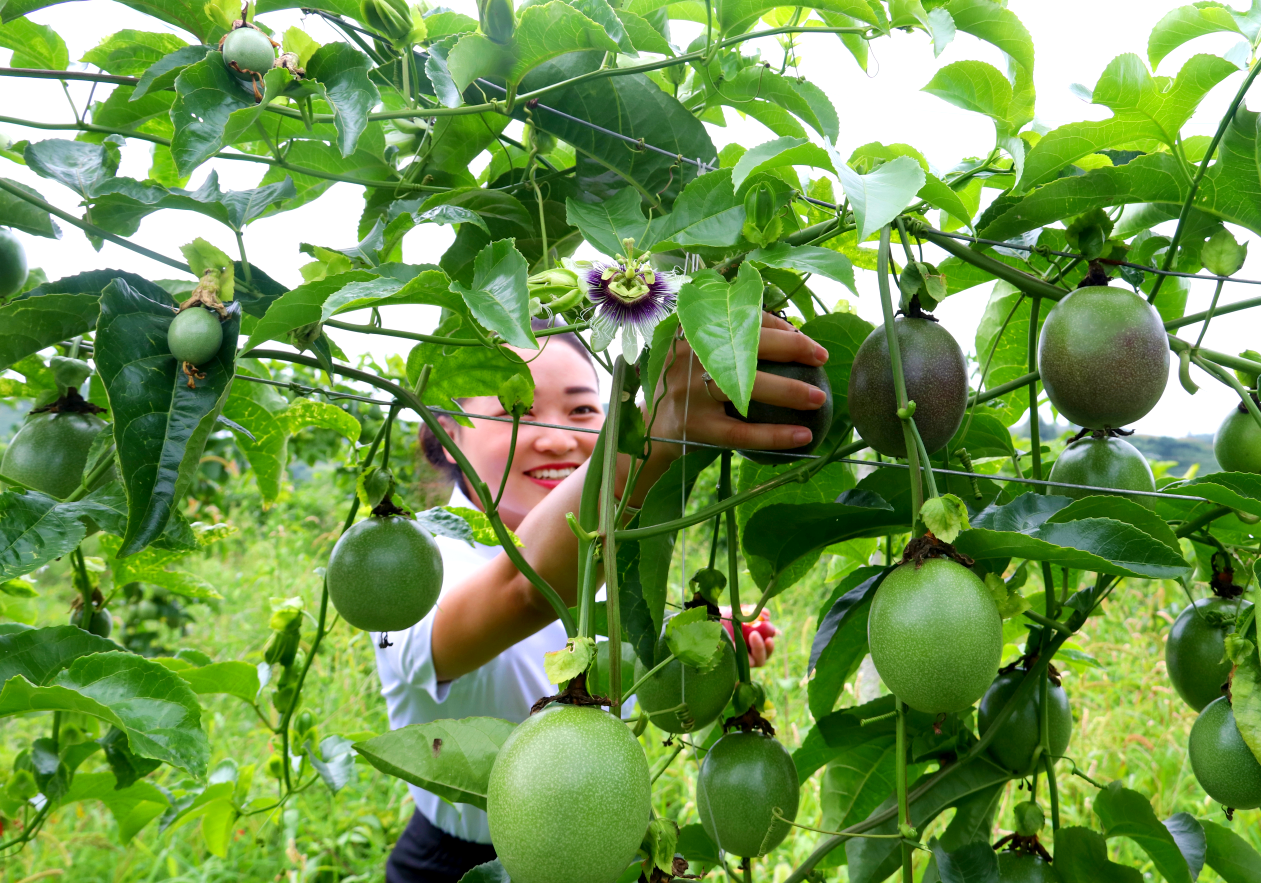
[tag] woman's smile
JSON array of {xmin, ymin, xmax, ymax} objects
[{"xmin": 523, "ymin": 462, "xmax": 580, "ymax": 489}]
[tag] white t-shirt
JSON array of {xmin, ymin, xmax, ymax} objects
[{"xmin": 373, "ymin": 486, "xmax": 569, "ymax": 843}]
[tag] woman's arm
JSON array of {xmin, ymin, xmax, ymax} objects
[{"xmin": 429, "ymin": 315, "xmax": 827, "ymax": 681}]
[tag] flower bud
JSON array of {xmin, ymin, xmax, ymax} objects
[
  {"xmin": 1013, "ymin": 800, "xmax": 1044, "ymax": 837},
  {"xmin": 362, "ymin": 0, "xmax": 413, "ymax": 45},
  {"xmin": 478, "ymin": 0, "xmax": 515, "ymax": 44}
]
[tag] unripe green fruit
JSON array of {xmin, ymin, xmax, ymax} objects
[
  {"xmin": 1214, "ymin": 407, "xmax": 1261, "ymax": 474},
  {"xmin": 222, "ymin": 27, "xmax": 276, "ymax": 76},
  {"xmin": 71, "ymin": 606, "xmax": 113, "ymax": 638},
  {"xmin": 724, "ymin": 361, "xmax": 833, "ymax": 465},
  {"xmin": 977, "ymin": 671, "xmax": 1073, "ymax": 776},
  {"xmin": 1188, "ymin": 697, "xmax": 1261, "ymax": 809},
  {"xmin": 0, "ymin": 228, "xmax": 28, "ymax": 298},
  {"xmin": 1012, "ymin": 800, "xmax": 1045, "ymax": 837},
  {"xmin": 168, "ymin": 307, "xmax": 224, "ymax": 365},
  {"xmin": 1046, "ymin": 436, "xmax": 1155, "ymax": 507},
  {"xmin": 633, "ymin": 624, "xmax": 737, "ymax": 734},
  {"xmin": 1037, "ymin": 286, "xmax": 1168, "ymax": 429},
  {"xmin": 325, "ymin": 515, "xmax": 442, "ymax": 633},
  {"xmin": 868, "ymin": 558, "xmax": 1002, "ymax": 714},
  {"xmin": 848, "ymin": 317, "xmax": 969, "ymax": 458},
  {"xmin": 2, "ymin": 411, "xmax": 107, "ymax": 500},
  {"xmin": 998, "ymin": 852, "xmax": 1063, "ymax": 883},
  {"xmin": 1166, "ymin": 597, "xmax": 1253, "ymax": 711},
  {"xmin": 487, "ymin": 704, "xmax": 650, "ymax": 883},
  {"xmin": 696, "ymin": 732, "xmax": 799, "ymax": 858}
]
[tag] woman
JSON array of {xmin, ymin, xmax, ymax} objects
[{"xmin": 376, "ymin": 315, "xmax": 829, "ymax": 882}]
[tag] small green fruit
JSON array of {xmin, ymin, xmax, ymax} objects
[
  {"xmin": 848, "ymin": 317, "xmax": 969, "ymax": 458},
  {"xmin": 0, "ymin": 228, "xmax": 28, "ymax": 298},
  {"xmin": 222, "ymin": 27, "xmax": 276, "ymax": 77},
  {"xmin": 1037, "ymin": 286, "xmax": 1168, "ymax": 429},
  {"xmin": 168, "ymin": 307, "xmax": 224, "ymax": 365},
  {"xmin": 696, "ymin": 731, "xmax": 799, "ymax": 858},
  {"xmin": 724, "ymin": 360, "xmax": 833, "ymax": 465},
  {"xmin": 867, "ymin": 558, "xmax": 1002, "ymax": 714},
  {"xmin": 70, "ymin": 606, "xmax": 113, "ymax": 638},
  {"xmin": 977, "ymin": 671, "xmax": 1073, "ymax": 776},
  {"xmin": 325, "ymin": 515, "xmax": 442, "ymax": 633},
  {"xmin": 1188, "ymin": 697, "xmax": 1261, "ymax": 809},
  {"xmin": 2, "ymin": 411, "xmax": 107, "ymax": 499},
  {"xmin": 633, "ymin": 623, "xmax": 737, "ymax": 734},
  {"xmin": 1012, "ymin": 800, "xmax": 1045, "ymax": 837},
  {"xmin": 1047, "ymin": 436, "xmax": 1155, "ymax": 506},
  {"xmin": 1166, "ymin": 597, "xmax": 1253, "ymax": 712},
  {"xmin": 487, "ymin": 704, "xmax": 650, "ymax": 883},
  {"xmin": 1214, "ymin": 406, "xmax": 1261, "ymax": 474}
]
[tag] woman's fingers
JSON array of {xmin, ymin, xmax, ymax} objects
[
  {"xmin": 747, "ymin": 630, "xmax": 768, "ymax": 668},
  {"xmin": 757, "ymin": 325, "xmax": 829, "ymax": 366},
  {"xmin": 714, "ymin": 415, "xmax": 814, "ymax": 450},
  {"xmin": 703, "ymin": 367, "xmax": 827, "ymax": 411}
]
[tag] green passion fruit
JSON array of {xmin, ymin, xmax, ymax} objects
[
  {"xmin": 868, "ymin": 558, "xmax": 1002, "ymax": 714},
  {"xmin": 1037, "ymin": 286, "xmax": 1169, "ymax": 430},
  {"xmin": 0, "ymin": 228, "xmax": 28, "ymax": 298},
  {"xmin": 70, "ymin": 606, "xmax": 113, "ymax": 638},
  {"xmin": 222, "ymin": 26, "xmax": 276, "ymax": 77},
  {"xmin": 696, "ymin": 731, "xmax": 799, "ymax": 858},
  {"xmin": 1166, "ymin": 597, "xmax": 1253, "ymax": 711},
  {"xmin": 848, "ymin": 317, "xmax": 969, "ymax": 458},
  {"xmin": 1, "ymin": 411, "xmax": 107, "ymax": 499},
  {"xmin": 1046, "ymin": 436, "xmax": 1155, "ymax": 505},
  {"xmin": 325, "ymin": 515, "xmax": 442, "ymax": 633},
  {"xmin": 168, "ymin": 307, "xmax": 224, "ymax": 366},
  {"xmin": 997, "ymin": 852, "xmax": 1063, "ymax": 883},
  {"xmin": 633, "ymin": 623, "xmax": 737, "ymax": 734},
  {"xmin": 976, "ymin": 671, "xmax": 1073, "ymax": 776},
  {"xmin": 723, "ymin": 360, "xmax": 833, "ymax": 465},
  {"xmin": 487, "ymin": 703, "xmax": 651, "ymax": 883},
  {"xmin": 1214, "ymin": 406, "xmax": 1261, "ymax": 474},
  {"xmin": 1188, "ymin": 697, "xmax": 1261, "ymax": 809}
]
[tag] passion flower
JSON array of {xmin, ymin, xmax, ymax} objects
[{"xmin": 570, "ymin": 238, "xmax": 687, "ymax": 362}]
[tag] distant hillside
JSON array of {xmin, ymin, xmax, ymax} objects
[{"xmin": 1128, "ymin": 433, "xmax": 1219, "ymax": 475}]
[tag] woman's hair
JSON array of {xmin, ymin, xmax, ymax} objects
[{"xmin": 419, "ymin": 318, "xmax": 596, "ymax": 486}]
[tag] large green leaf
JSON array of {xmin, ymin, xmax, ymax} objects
[
  {"xmin": 731, "ymin": 136, "xmax": 835, "ymax": 191},
  {"xmin": 945, "ymin": 0, "xmax": 1035, "ymax": 127},
  {"xmin": 449, "ymin": 240, "xmax": 536, "ymax": 349},
  {"xmin": 1165, "ymin": 471, "xmax": 1261, "ymax": 518},
  {"xmin": 323, "ymin": 268, "xmax": 460, "ymax": 320},
  {"xmin": 0, "ymin": 650, "xmax": 208, "ymax": 778},
  {"xmin": 799, "ymin": 311, "xmax": 875, "ymax": 428},
  {"xmin": 1201, "ymin": 818, "xmax": 1261, "ymax": 883},
  {"xmin": 95, "ymin": 279, "xmax": 239, "ymax": 556},
  {"xmin": 835, "ymin": 154, "xmax": 926, "ymax": 241},
  {"xmin": 156, "ymin": 657, "xmax": 261, "ymax": 704},
  {"xmin": 746, "ymin": 243, "xmax": 857, "ymax": 296},
  {"xmin": 0, "ymin": 15, "xmax": 68, "ymax": 69},
  {"xmin": 972, "ymin": 281, "xmax": 1042, "ymax": 425},
  {"xmin": 1148, "ymin": 4, "xmax": 1244, "ymax": 68},
  {"xmin": 221, "ymin": 379, "xmax": 289, "ymax": 504},
  {"xmin": 134, "ymin": 44, "xmax": 214, "ymax": 100},
  {"xmin": 2, "ymin": 0, "xmax": 230, "ymax": 43},
  {"xmin": 405, "ymin": 338, "xmax": 535, "ymax": 413},
  {"xmin": 0, "ymin": 625, "xmax": 117, "ymax": 686},
  {"xmin": 81, "ymin": 29, "xmax": 189, "ymax": 75},
  {"xmin": 353, "ymin": 717, "xmax": 516, "ymax": 811},
  {"xmin": 716, "ymin": 0, "xmax": 877, "ymax": 35},
  {"xmin": 304, "ymin": 43, "xmax": 381, "ymax": 157},
  {"xmin": 0, "ymin": 491, "xmax": 91, "ymax": 581},
  {"xmin": 927, "ymin": 840, "xmax": 999, "ymax": 883},
  {"xmin": 1053, "ymin": 827, "xmax": 1143, "ymax": 883},
  {"xmin": 255, "ymin": 136, "xmax": 394, "ymax": 213},
  {"xmin": 25, "ymin": 138, "xmax": 120, "ymax": 199},
  {"xmin": 649, "ymin": 168, "xmax": 745, "ymax": 251},
  {"xmin": 807, "ymin": 567, "xmax": 887, "ymax": 720},
  {"xmin": 706, "ymin": 67, "xmax": 839, "ymax": 143},
  {"xmin": 953, "ymin": 492, "xmax": 1190, "ymax": 579},
  {"xmin": 169, "ymin": 54, "xmax": 256, "ymax": 176},
  {"xmin": 0, "ymin": 178, "xmax": 61, "ymax": 238},
  {"xmin": 922, "ymin": 60, "xmax": 1013, "ymax": 122},
  {"xmin": 565, "ymin": 188, "xmax": 652, "ymax": 258},
  {"xmin": 59, "ymin": 771, "xmax": 168, "ymax": 843},
  {"xmin": 241, "ymin": 270, "xmax": 378, "ymax": 352},
  {"xmin": 89, "ymin": 172, "xmax": 296, "ymax": 236},
  {"xmin": 675, "ymin": 264, "xmax": 763, "ymax": 416},
  {"xmin": 1093, "ymin": 782, "xmax": 1195, "ymax": 883},
  {"xmin": 816, "ymin": 739, "xmax": 899, "ymax": 867}
]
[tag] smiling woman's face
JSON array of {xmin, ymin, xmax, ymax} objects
[{"xmin": 442, "ymin": 341, "xmax": 603, "ymax": 530}]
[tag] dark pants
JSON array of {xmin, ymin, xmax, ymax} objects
[{"xmin": 385, "ymin": 810, "xmax": 497, "ymax": 883}]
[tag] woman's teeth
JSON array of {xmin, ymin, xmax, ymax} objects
[{"xmin": 528, "ymin": 467, "xmax": 575, "ymax": 480}]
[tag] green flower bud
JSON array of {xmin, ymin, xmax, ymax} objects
[
  {"xmin": 1013, "ymin": 800, "xmax": 1044, "ymax": 837},
  {"xmin": 744, "ymin": 183, "xmax": 776, "ymax": 231},
  {"xmin": 1235, "ymin": 349, "xmax": 1261, "ymax": 389},
  {"xmin": 362, "ymin": 0, "xmax": 413, "ymax": 45},
  {"xmin": 478, "ymin": 0, "xmax": 515, "ymax": 44},
  {"xmin": 689, "ymin": 567, "xmax": 727, "ymax": 605}
]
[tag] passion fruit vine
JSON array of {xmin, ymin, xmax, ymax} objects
[
  {"xmin": 848, "ymin": 314, "xmax": 969, "ymax": 458},
  {"xmin": 487, "ymin": 703, "xmax": 651, "ymax": 883},
  {"xmin": 325, "ymin": 514, "xmax": 442, "ymax": 633},
  {"xmin": 696, "ymin": 731, "xmax": 800, "ymax": 858},
  {"xmin": 723, "ymin": 360, "xmax": 833, "ymax": 465}
]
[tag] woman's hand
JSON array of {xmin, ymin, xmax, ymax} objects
[{"xmin": 720, "ymin": 606, "xmax": 779, "ymax": 668}]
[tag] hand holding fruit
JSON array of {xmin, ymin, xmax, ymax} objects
[{"xmin": 720, "ymin": 606, "xmax": 778, "ymax": 668}]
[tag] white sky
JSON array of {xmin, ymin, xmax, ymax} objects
[{"xmin": 1, "ymin": 0, "xmax": 1257, "ymax": 439}]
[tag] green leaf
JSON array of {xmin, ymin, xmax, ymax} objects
[
  {"xmin": 745, "ymin": 243, "xmax": 857, "ymax": 295},
  {"xmin": 664, "ymin": 606, "xmax": 724, "ymax": 671},
  {"xmin": 0, "ymin": 651, "xmax": 208, "ymax": 778},
  {"xmin": 59, "ymin": 771, "xmax": 168, "ymax": 843},
  {"xmin": 920, "ymin": 493, "xmax": 970, "ymax": 543},
  {"xmin": 814, "ymin": 736, "xmax": 899, "ymax": 861},
  {"xmin": 449, "ymin": 240, "xmax": 536, "ymax": 349},
  {"xmin": 417, "ymin": 204, "xmax": 490, "ymax": 234},
  {"xmin": 3, "ymin": 0, "xmax": 230, "ymax": 43},
  {"xmin": 0, "ymin": 178, "xmax": 60, "ymax": 238},
  {"xmin": 543, "ymin": 636, "xmax": 595, "ymax": 683},
  {"xmin": 1163, "ymin": 814, "xmax": 1207, "ymax": 882},
  {"xmin": 1093, "ymin": 782, "xmax": 1195, "ymax": 883},
  {"xmin": 918, "ymin": 172, "xmax": 975, "ymax": 229},
  {"xmin": 89, "ymin": 172, "xmax": 297, "ymax": 236},
  {"xmin": 1148, "ymin": 4, "xmax": 1243, "ymax": 69},
  {"xmin": 648, "ymin": 168, "xmax": 745, "ymax": 251},
  {"xmin": 353, "ymin": 717, "xmax": 516, "ymax": 811},
  {"xmin": 954, "ymin": 492, "xmax": 1191, "ymax": 579},
  {"xmin": 716, "ymin": 0, "xmax": 877, "ymax": 35},
  {"xmin": 95, "ymin": 279, "xmax": 239, "ymax": 557},
  {"xmin": 304, "ymin": 43, "xmax": 381, "ymax": 157},
  {"xmin": 158, "ymin": 658, "xmax": 261, "ymax": 704},
  {"xmin": 0, "ymin": 491, "xmax": 90, "ymax": 581},
  {"xmin": 835, "ymin": 154, "xmax": 927, "ymax": 241},
  {"xmin": 405, "ymin": 340, "xmax": 535, "ymax": 413},
  {"xmin": 944, "ymin": 0, "xmax": 1035, "ymax": 127},
  {"xmin": 565, "ymin": 188, "xmax": 652, "ymax": 258},
  {"xmin": 323, "ymin": 269, "xmax": 459, "ymax": 320},
  {"xmin": 241, "ymin": 270, "xmax": 378, "ymax": 352},
  {"xmin": 170, "ymin": 53, "xmax": 259, "ymax": 177},
  {"xmin": 0, "ymin": 625, "xmax": 117, "ymax": 686},
  {"xmin": 643, "ymin": 817, "xmax": 680, "ymax": 875},
  {"xmin": 675, "ymin": 264, "xmax": 763, "ymax": 416},
  {"xmin": 707, "ymin": 68, "xmax": 839, "ymax": 143},
  {"xmin": 1054, "ymin": 827, "xmax": 1143, "ymax": 883},
  {"xmin": 222, "ymin": 381, "xmax": 289, "ymax": 504},
  {"xmin": 0, "ymin": 16, "xmax": 68, "ymax": 69},
  {"xmin": 1046, "ymin": 495, "xmax": 1181, "ymax": 556},
  {"xmin": 443, "ymin": 506, "xmax": 523, "ymax": 547},
  {"xmin": 446, "ymin": 0, "xmax": 621, "ymax": 91},
  {"xmin": 82, "ymin": 29, "xmax": 189, "ymax": 76},
  {"xmin": 731, "ymin": 136, "xmax": 835, "ymax": 191},
  {"xmin": 799, "ymin": 310, "xmax": 875, "ymax": 429},
  {"xmin": 304, "ymin": 734, "xmax": 356, "ymax": 794},
  {"xmin": 284, "ymin": 399, "xmax": 361, "ymax": 445},
  {"xmin": 973, "ymin": 282, "xmax": 1043, "ymax": 425},
  {"xmin": 929, "ymin": 839, "xmax": 999, "ymax": 883},
  {"xmin": 922, "ymin": 60, "xmax": 1012, "ymax": 122},
  {"xmin": 99, "ymin": 533, "xmax": 222, "ymax": 600},
  {"xmin": 1201, "ymin": 818, "xmax": 1261, "ymax": 883},
  {"xmin": 457, "ymin": 860, "xmax": 512, "ymax": 883},
  {"xmin": 617, "ymin": 9, "xmax": 671, "ymax": 54},
  {"xmin": 25, "ymin": 138, "xmax": 120, "ymax": 199},
  {"xmin": 133, "ymin": 43, "xmax": 212, "ymax": 100},
  {"xmin": 1166, "ymin": 471, "xmax": 1261, "ymax": 518},
  {"xmin": 807, "ymin": 567, "xmax": 887, "ymax": 720}
]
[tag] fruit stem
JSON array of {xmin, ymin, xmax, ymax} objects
[
  {"xmin": 895, "ymin": 697, "xmax": 913, "ymax": 882},
  {"xmin": 876, "ymin": 225, "xmax": 925, "ymax": 530},
  {"xmin": 576, "ymin": 429, "xmax": 606, "ymax": 641},
  {"xmin": 1026, "ymin": 296, "xmax": 1043, "ymax": 484},
  {"xmin": 600, "ymin": 357, "xmax": 629, "ymax": 716},
  {"xmin": 908, "ymin": 421, "xmax": 939, "ymax": 500},
  {"xmin": 491, "ymin": 412, "xmax": 521, "ymax": 512},
  {"xmin": 625, "ymin": 652, "xmax": 676, "ymax": 698},
  {"xmin": 70, "ymin": 546, "xmax": 94, "ymax": 613},
  {"xmin": 650, "ymin": 741, "xmax": 685, "ymax": 783},
  {"xmin": 1191, "ymin": 278, "xmax": 1227, "ymax": 352},
  {"xmin": 721, "ymin": 451, "xmax": 752, "ymax": 685},
  {"xmin": 741, "ymin": 856, "xmax": 753, "ymax": 883},
  {"xmin": 235, "ymin": 230, "xmax": 253, "ymax": 285},
  {"xmin": 1192, "ymin": 353, "xmax": 1261, "ymax": 434}
]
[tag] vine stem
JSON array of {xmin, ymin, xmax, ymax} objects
[
  {"xmin": 1192, "ymin": 353, "xmax": 1261, "ymax": 432},
  {"xmin": 721, "ymin": 451, "xmax": 752, "ymax": 684},
  {"xmin": 1191, "ymin": 278, "xmax": 1227, "ymax": 351},
  {"xmin": 1149, "ymin": 57, "xmax": 1261, "ymax": 304},
  {"xmin": 324, "ymin": 318, "xmax": 588, "ymax": 347},
  {"xmin": 244, "ymin": 347, "xmax": 577, "ymax": 636},
  {"xmin": 896, "ymin": 698, "xmax": 913, "ymax": 882},
  {"xmin": 600, "ymin": 357, "xmax": 628, "ymax": 714},
  {"xmin": 576, "ymin": 429, "xmax": 606, "ymax": 641}
]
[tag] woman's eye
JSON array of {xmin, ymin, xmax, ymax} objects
[{"xmin": 572, "ymin": 405, "xmax": 599, "ymax": 416}]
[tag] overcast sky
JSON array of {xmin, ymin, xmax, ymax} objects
[{"xmin": 2, "ymin": 0, "xmax": 1256, "ymax": 441}]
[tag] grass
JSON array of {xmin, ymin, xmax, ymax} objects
[{"xmin": 2, "ymin": 455, "xmax": 1258, "ymax": 883}]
